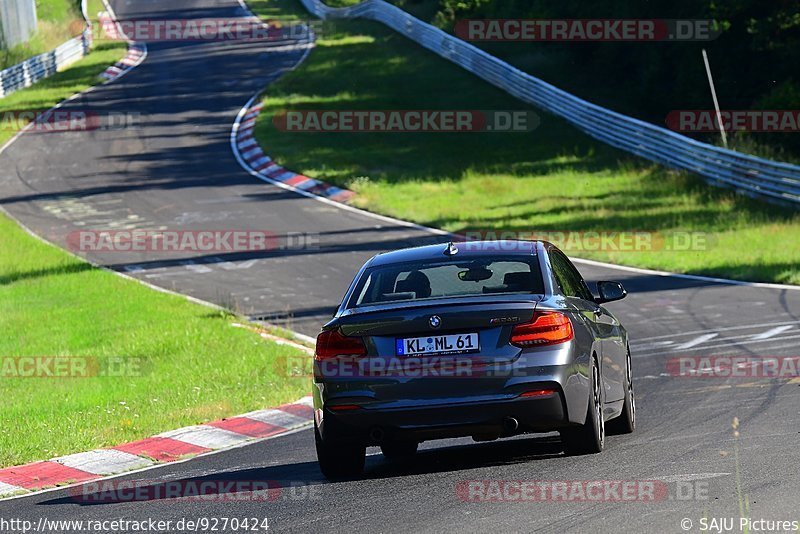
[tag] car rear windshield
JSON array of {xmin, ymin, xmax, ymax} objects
[{"xmin": 350, "ymin": 256, "xmax": 544, "ymax": 307}]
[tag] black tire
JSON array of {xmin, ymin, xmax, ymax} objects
[
  {"xmin": 608, "ymin": 349, "xmax": 636, "ymax": 435},
  {"xmin": 560, "ymin": 356, "xmax": 605, "ymax": 455},
  {"xmin": 380, "ymin": 441, "xmax": 418, "ymax": 461},
  {"xmin": 314, "ymin": 422, "xmax": 366, "ymax": 480}
]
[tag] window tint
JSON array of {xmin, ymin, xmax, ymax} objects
[
  {"xmin": 350, "ymin": 257, "xmax": 544, "ymax": 307},
  {"xmin": 550, "ymin": 250, "xmax": 593, "ymax": 301}
]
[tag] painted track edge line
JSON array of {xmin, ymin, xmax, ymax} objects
[
  {"xmin": 0, "ymin": 0, "xmax": 147, "ymax": 159},
  {"xmin": 227, "ymin": 8, "xmax": 360, "ymax": 205},
  {"xmin": 230, "ymin": 100, "xmax": 798, "ymax": 293},
  {"xmin": 0, "ymin": 211, "xmax": 319, "ymax": 502},
  {"xmin": 568, "ymin": 257, "xmax": 800, "ymax": 291},
  {"xmin": 0, "ymin": 202, "xmax": 317, "ymax": 344},
  {"xmin": 0, "ymin": 8, "xmax": 314, "ymax": 350},
  {"xmin": 231, "ymin": 2, "xmax": 798, "ymax": 292}
]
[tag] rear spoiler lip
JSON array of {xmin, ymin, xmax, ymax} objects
[{"xmin": 324, "ymin": 295, "xmax": 543, "ymax": 329}]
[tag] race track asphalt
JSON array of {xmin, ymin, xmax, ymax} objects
[{"xmin": 0, "ymin": 0, "xmax": 798, "ymax": 531}]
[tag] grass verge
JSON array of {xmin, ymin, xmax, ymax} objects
[
  {"xmin": 0, "ymin": 213, "xmax": 309, "ymax": 468},
  {"xmin": 0, "ymin": 40, "xmax": 126, "ymax": 147},
  {"xmin": 0, "ymin": 0, "xmax": 88, "ymax": 71},
  {"xmin": 0, "ymin": 15, "xmax": 304, "ymax": 466},
  {"xmin": 0, "ymin": 0, "xmax": 130, "ymax": 149},
  {"xmin": 249, "ymin": 0, "xmax": 800, "ymax": 285}
]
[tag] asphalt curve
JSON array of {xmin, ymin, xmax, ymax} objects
[{"xmin": 1, "ymin": 0, "xmax": 799, "ymax": 531}]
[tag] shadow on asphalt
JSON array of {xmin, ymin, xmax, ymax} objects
[{"xmin": 38, "ymin": 435, "xmax": 565, "ymax": 507}]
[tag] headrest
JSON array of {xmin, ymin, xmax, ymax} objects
[
  {"xmin": 395, "ymin": 270, "xmax": 432, "ymax": 298},
  {"xmin": 503, "ymin": 272, "xmax": 533, "ymax": 288}
]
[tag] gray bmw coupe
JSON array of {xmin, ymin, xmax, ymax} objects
[{"xmin": 312, "ymin": 240, "xmax": 635, "ymax": 479}]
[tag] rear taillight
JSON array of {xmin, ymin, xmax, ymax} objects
[
  {"xmin": 510, "ymin": 311, "xmax": 573, "ymax": 347},
  {"xmin": 315, "ymin": 329, "xmax": 367, "ymax": 361}
]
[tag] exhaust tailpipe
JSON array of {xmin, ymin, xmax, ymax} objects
[
  {"xmin": 503, "ymin": 417, "xmax": 519, "ymax": 434},
  {"xmin": 369, "ymin": 426, "xmax": 385, "ymax": 442}
]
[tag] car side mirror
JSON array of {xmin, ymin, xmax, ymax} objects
[{"xmin": 596, "ymin": 281, "xmax": 627, "ymax": 304}]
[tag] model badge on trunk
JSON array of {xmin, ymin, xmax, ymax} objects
[{"xmin": 490, "ymin": 316, "xmax": 520, "ymax": 325}]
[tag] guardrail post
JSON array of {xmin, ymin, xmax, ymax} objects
[
  {"xmin": 82, "ymin": 26, "xmax": 93, "ymax": 55},
  {"xmin": 22, "ymin": 60, "xmax": 31, "ymax": 89},
  {"xmin": 294, "ymin": 0, "xmax": 800, "ymax": 206}
]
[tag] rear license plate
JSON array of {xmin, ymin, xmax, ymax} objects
[{"xmin": 396, "ymin": 333, "xmax": 480, "ymax": 357}]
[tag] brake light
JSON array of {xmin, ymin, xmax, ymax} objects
[
  {"xmin": 315, "ymin": 329, "xmax": 367, "ymax": 361},
  {"xmin": 510, "ymin": 311, "xmax": 573, "ymax": 347}
]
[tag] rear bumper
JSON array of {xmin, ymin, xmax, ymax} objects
[
  {"xmin": 316, "ymin": 392, "xmax": 569, "ymax": 445},
  {"xmin": 313, "ymin": 341, "xmax": 593, "ymax": 444}
]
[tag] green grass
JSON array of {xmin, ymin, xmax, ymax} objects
[
  {"xmin": 247, "ymin": 0, "xmax": 311, "ymax": 22},
  {"xmin": 0, "ymin": 12, "xmax": 304, "ymax": 467},
  {"xmin": 249, "ymin": 0, "xmax": 800, "ymax": 285},
  {"xmin": 388, "ymin": 0, "xmax": 800, "ymax": 164},
  {"xmin": 0, "ymin": 0, "xmax": 88, "ymax": 71},
  {"xmin": 0, "ymin": 213, "xmax": 310, "ymax": 468},
  {"xmin": 0, "ymin": 40, "xmax": 127, "ymax": 147}
]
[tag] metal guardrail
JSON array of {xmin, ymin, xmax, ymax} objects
[
  {"xmin": 298, "ymin": 0, "xmax": 800, "ymax": 206},
  {"xmin": 0, "ymin": 1, "xmax": 92, "ymax": 99}
]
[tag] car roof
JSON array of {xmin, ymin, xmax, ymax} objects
[{"xmin": 366, "ymin": 240, "xmax": 548, "ymax": 268}]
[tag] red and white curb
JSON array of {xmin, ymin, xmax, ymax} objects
[
  {"xmin": 0, "ymin": 396, "xmax": 314, "ymax": 500},
  {"xmin": 99, "ymin": 41, "xmax": 146, "ymax": 82},
  {"xmin": 233, "ymin": 101, "xmax": 356, "ymax": 204},
  {"xmin": 230, "ymin": 2, "xmax": 356, "ymax": 204},
  {"xmin": 97, "ymin": 4, "xmax": 148, "ymax": 83}
]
